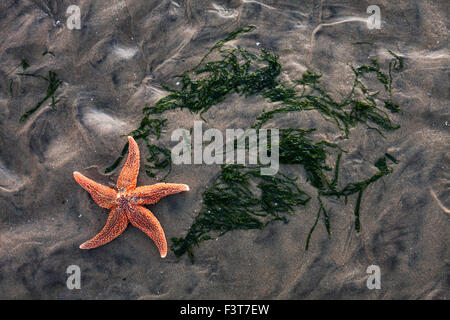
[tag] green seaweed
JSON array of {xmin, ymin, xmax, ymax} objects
[
  {"xmin": 253, "ymin": 60, "xmax": 401, "ymax": 138},
  {"xmin": 143, "ymin": 143, "xmax": 172, "ymax": 180},
  {"xmin": 18, "ymin": 70, "xmax": 62, "ymax": 122},
  {"xmin": 171, "ymin": 164, "xmax": 310, "ymax": 261},
  {"xmin": 352, "ymin": 41, "xmax": 375, "ymax": 46},
  {"xmin": 105, "ymin": 117, "xmax": 172, "ymax": 179},
  {"xmin": 320, "ymin": 153, "xmax": 398, "ymax": 233},
  {"xmin": 105, "ymin": 142, "xmax": 129, "ymax": 174},
  {"xmin": 276, "ymin": 129, "xmax": 343, "ymax": 190},
  {"xmin": 305, "ymin": 195, "xmax": 329, "ymax": 250},
  {"xmin": 11, "ymin": 52, "xmax": 63, "ymax": 121},
  {"xmin": 128, "ymin": 117, "xmax": 167, "ymax": 140},
  {"xmin": 7, "ymin": 59, "xmax": 30, "ymax": 96},
  {"xmin": 387, "ymin": 49, "xmax": 404, "ymax": 72},
  {"xmin": 142, "ymin": 47, "xmax": 281, "ymax": 120},
  {"xmin": 106, "ymin": 26, "xmax": 403, "ymax": 260},
  {"xmin": 42, "ymin": 50, "xmax": 55, "ymax": 57},
  {"xmin": 108, "ymin": 25, "xmax": 280, "ymax": 174},
  {"xmin": 9, "ymin": 79, "xmax": 13, "ymax": 96},
  {"xmin": 20, "ymin": 59, "xmax": 30, "ymax": 70}
]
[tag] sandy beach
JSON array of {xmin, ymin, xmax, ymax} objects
[{"xmin": 0, "ymin": 0, "xmax": 448, "ymax": 299}]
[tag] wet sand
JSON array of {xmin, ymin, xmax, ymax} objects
[{"xmin": 0, "ymin": 0, "xmax": 448, "ymax": 299}]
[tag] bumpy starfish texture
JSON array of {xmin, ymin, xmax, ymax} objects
[{"xmin": 73, "ymin": 136, "xmax": 189, "ymax": 257}]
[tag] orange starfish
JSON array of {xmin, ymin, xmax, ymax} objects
[{"xmin": 73, "ymin": 136, "xmax": 189, "ymax": 257}]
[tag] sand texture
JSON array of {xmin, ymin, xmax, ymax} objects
[{"xmin": 0, "ymin": 0, "xmax": 448, "ymax": 299}]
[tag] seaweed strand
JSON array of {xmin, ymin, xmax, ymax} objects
[{"xmin": 18, "ymin": 70, "xmax": 62, "ymax": 122}]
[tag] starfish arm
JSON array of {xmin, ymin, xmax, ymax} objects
[
  {"xmin": 132, "ymin": 183, "xmax": 190, "ymax": 205},
  {"xmin": 73, "ymin": 171, "xmax": 117, "ymax": 209},
  {"xmin": 117, "ymin": 136, "xmax": 140, "ymax": 192},
  {"xmin": 80, "ymin": 207, "xmax": 128, "ymax": 249},
  {"xmin": 127, "ymin": 204, "xmax": 167, "ymax": 258}
]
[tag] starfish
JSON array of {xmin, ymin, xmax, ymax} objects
[{"xmin": 73, "ymin": 136, "xmax": 189, "ymax": 257}]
